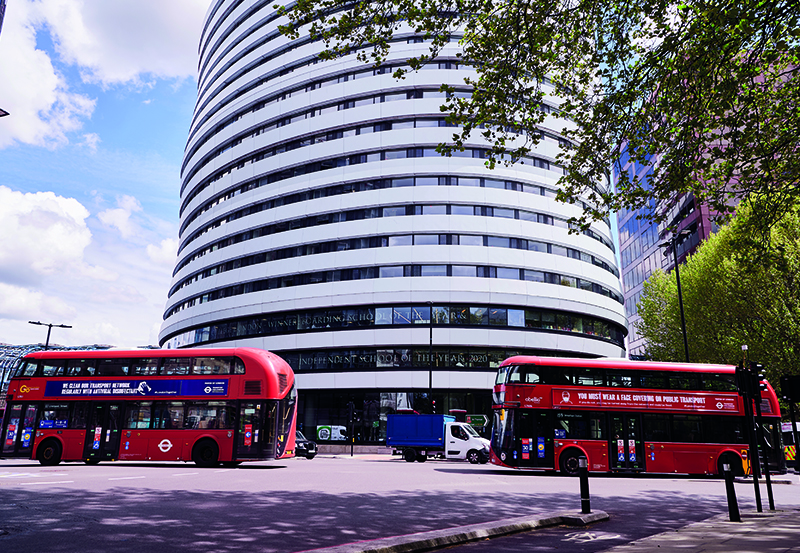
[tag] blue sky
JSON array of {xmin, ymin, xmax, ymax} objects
[{"xmin": 0, "ymin": 0, "xmax": 210, "ymax": 347}]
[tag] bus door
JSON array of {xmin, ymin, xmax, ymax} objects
[
  {"xmin": 609, "ymin": 413, "xmax": 645, "ymax": 471},
  {"xmin": 235, "ymin": 402, "xmax": 265, "ymax": 459},
  {"xmin": 2, "ymin": 403, "xmax": 38, "ymax": 457},
  {"xmin": 516, "ymin": 411, "xmax": 554, "ymax": 468},
  {"xmin": 83, "ymin": 403, "xmax": 123, "ymax": 461}
]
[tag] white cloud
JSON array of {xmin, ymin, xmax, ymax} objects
[
  {"xmin": 0, "ymin": 2, "xmax": 96, "ymax": 148},
  {"xmin": 82, "ymin": 132, "xmax": 101, "ymax": 153},
  {"xmin": 147, "ymin": 238, "xmax": 178, "ymax": 267},
  {"xmin": 0, "ymin": 185, "xmax": 93, "ymax": 283},
  {"xmin": 97, "ymin": 194, "xmax": 143, "ymax": 239},
  {"xmin": 0, "ymin": 0, "xmax": 208, "ymax": 149},
  {"xmin": 0, "ymin": 282, "xmax": 76, "ymax": 321},
  {"xmin": 34, "ymin": 0, "xmax": 207, "ymax": 87}
]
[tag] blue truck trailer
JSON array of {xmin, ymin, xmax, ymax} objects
[{"xmin": 386, "ymin": 414, "xmax": 490, "ymax": 463}]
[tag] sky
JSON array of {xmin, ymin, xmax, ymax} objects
[{"xmin": 0, "ymin": 0, "xmax": 211, "ymax": 348}]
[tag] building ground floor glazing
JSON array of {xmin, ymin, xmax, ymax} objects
[{"xmin": 296, "ymin": 388, "xmax": 494, "ymax": 444}]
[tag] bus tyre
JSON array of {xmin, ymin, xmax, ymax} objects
[
  {"xmin": 403, "ymin": 448, "xmax": 417, "ymax": 462},
  {"xmin": 467, "ymin": 449, "xmax": 482, "ymax": 464},
  {"xmin": 718, "ymin": 452, "xmax": 744, "ymax": 477},
  {"xmin": 559, "ymin": 449, "xmax": 582, "ymax": 476},
  {"xmin": 37, "ymin": 440, "xmax": 62, "ymax": 466},
  {"xmin": 192, "ymin": 439, "xmax": 220, "ymax": 467}
]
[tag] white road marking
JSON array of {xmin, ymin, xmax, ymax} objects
[
  {"xmin": 19, "ymin": 481, "xmax": 75, "ymax": 485},
  {"xmin": 172, "ymin": 472, "xmax": 199, "ymax": 477},
  {"xmin": 108, "ymin": 476, "xmax": 146, "ymax": 481}
]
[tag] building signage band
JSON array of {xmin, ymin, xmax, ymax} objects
[
  {"xmin": 44, "ymin": 379, "xmax": 229, "ymax": 398},
  {"xmin": 552, "ymin": 388, "xmax": 738, "ymax": 413}
]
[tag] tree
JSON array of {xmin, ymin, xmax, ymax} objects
[
  {"xmin": 636, "ymin": 201, "xmax": 800, "ymax": 383},
  {"xmin": 279, "ymin": 0, "xmax": 800, "ymax": 239}
]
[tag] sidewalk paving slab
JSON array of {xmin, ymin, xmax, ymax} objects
[{"xmin": 602, "ymin": 509, "xmax": 800, "ymax": 553}]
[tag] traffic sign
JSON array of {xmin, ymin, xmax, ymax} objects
[{"xmin": 466, "ymin": 414, "xmax": 488, "ymax": 427}]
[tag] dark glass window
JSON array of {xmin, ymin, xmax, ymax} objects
[
  {"xmin": 192, "ymin": 357, "xmax": 232, "ymax": 375},
  {"xmin": 669, "ymin": 372, "xmax": 700, "ymax": 390},
  {"xmin": 66, "ymin": 359, "xmax": 96, "ymax": 377},
  {"xmin": 643, "ymin": 414, "xmax": 671, "ymax": 441},
  {"xmin": 639, "ymin": 371, "xmax": 668, "ymax": 389},
  {"xmin": 125, "ymin": 402, "xmax": 152, "ymax": 429},
  {"xmin": 702, "ymin": 374, "xmax": 737, "ymax": 392},
  {"xmin": 571, "ymin": 368, "xmax": 604, "ymax": 386},
  {"xmin": 162, "ymin": 358, "xmax": 191, "ymax": 375},
  {"xmin": 131, "ymin": 358, "xmax": 160, "ymax": 376},
  {"xmin": 96, "ymin": 359, "xmax": 130, "ymax": 376},
  {"xmin": 672, "ymin": 415, "xmax": 703, "ymax": 442},
  {"xmin": 607, "ymin": 371, "xmax": 635, "ymax": 387}
]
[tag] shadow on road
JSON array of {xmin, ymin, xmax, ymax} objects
[{"xmin": 0, "ymin": 484, "xmax": 725, "ymax": 553}]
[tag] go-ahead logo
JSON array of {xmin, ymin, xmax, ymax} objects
[{"xmin": 20, "ymin": 385, "xmax": 31, "ymax": 393}]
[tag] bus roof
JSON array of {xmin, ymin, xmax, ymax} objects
[{"xmin": 499, "ymin": 356, "xmax": 735, "ymax": 374}]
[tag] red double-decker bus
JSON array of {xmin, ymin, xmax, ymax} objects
[
  {"xmin": 1, "ymin": 348, "xmax": 297, "ymax": 467},
  {"xmin": 491, "ymin": 356, "xmax": 784, "ymax": 476}
]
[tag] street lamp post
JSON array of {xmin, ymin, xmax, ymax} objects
[
  {"xmin": 659, "ymin": 230, "xmax": 691, "ymax": 363},
  {"xmin": 28, "ymin": 321, "xmax": 72, "ymax": 349}
]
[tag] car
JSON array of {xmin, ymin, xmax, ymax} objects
[{"xmin": 295, "ymin": 430, "xmax": 317, "ymax": 459}]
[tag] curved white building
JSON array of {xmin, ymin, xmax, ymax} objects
[{"xmin": 159, "ymin": 0, "xmax": 626, "ymax": 443}]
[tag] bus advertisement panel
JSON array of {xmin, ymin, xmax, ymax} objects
[
  {"xmin": 1, "ymin": 348, "xmax": 297, "ymax": 467},
  {"xmin": 491, "ymin": 356, "xmax": 784, "ymax": 476}
]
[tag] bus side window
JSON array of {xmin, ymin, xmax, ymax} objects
[
  {"xmin": 607, "ymin": 371, "xmax": 634, "ymax": 387},
  {"xmin": 162, "ymin": 358, "xmax": 191, "ymax": 375},
  {"xmin": 67, "ymin": 360, "xmax": 96, "ymax": 377},
  {"xmin": 640, "ymin": 371, "xmax": 667, "ymax": 389},
  {"xmin": 669, "ymin": 372, "xmax": 700, "ymax": 390},
  {"xmin": 573, "ymin": 368, "xmax": 603, "ymax": 386},
  {"xmin": 125, "ymin": 402, "xmax": 152, "ymax": 429},
  {"xmin": 643, "ymin": 414, "xmax": 670, "ymax": 441},
  {"xmin": 233, "ymin": 358, "xmax": 246, "ymax": 374},
  {"xmin": 42, "ymin": 362, "xmax": 64, "ymax": 377},
  {"xmin": 71, "ymin": 403, "xmax": 90, "ymax": 429},
  {"xmin": 131, "ymin": 359, "xmax": 160, "ymax": 376}
]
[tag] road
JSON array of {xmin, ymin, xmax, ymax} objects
[{"xmin": 0, "ymin": 455, "xmax": 796, "ymax": 553}]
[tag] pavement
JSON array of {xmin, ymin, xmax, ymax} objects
[
  {"xmin": 299, "ymin": 507, "xmax": 800, "ymax": 553},
  {"xmin": 298, "ymin": 463, "xmax": 800, "ymax": 553},
  {"xmin": 299, "ymin": 510, "xmax": 610, "ymax": 553},
  {"xmin": 603, "ymin": 508, "xmax": 800, "ymax": 553}
]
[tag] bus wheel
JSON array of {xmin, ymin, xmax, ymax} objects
[
  {"xmin": 467, "ymin": 449, "xmax": 482, "ymax": 464},
  {"xmin": 37, "ymin": 440, "xmax": 62, "ymax": 466},
  {"xmin": 192, "ymin": 439, "xmax": 220, "ymax": 467},
  {"xmin": 403, "ymin": 448, "xmax": 417, "ymax": 462},
  {"xmin": 718, "ymin": 452, "xmax": 744, "ymax": 477},
  {"xmin": 559, "ymin": 449, "xmax": 582, "ymax": 476}
]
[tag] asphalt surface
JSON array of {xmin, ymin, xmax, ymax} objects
[{"xmin": 1, "ymin": 455, "xmax": 797, "ymax": 553}]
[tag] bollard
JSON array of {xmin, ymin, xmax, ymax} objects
[
  {"xmin": 579, "ymin": 456, "xmax": 591, "ymax": 514},
  {"xmin": 723, "ymin": 463, "xmax": 741, "ymax": 522}
]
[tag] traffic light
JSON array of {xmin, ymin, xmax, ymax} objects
[{"xmin": 750, "ymin": 362, "xmax": 767, "ymax": 393}]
